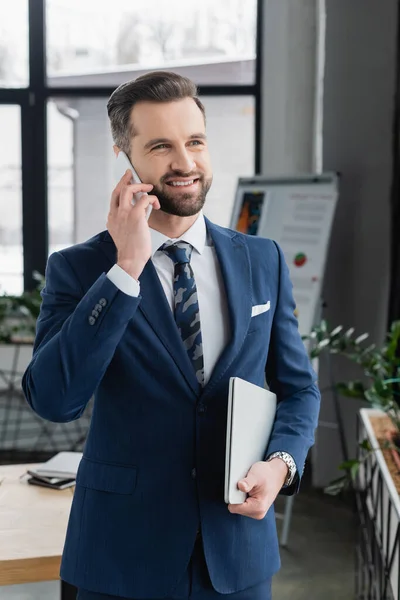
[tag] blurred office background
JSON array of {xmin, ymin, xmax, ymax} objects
[{"xmin": 1, "ymin": 0, "xmax": 400, "ymax": 598}]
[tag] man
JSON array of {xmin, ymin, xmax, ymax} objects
[{"xmin": 22, "ymin": 71, "xmax": 320, "ymax": 600}]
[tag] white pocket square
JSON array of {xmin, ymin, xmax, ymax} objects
[{"xmin": 251, "ymin": 301, "xmax": 271, "ymax": 317}]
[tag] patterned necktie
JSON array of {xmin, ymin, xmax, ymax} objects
[{"xmin": 161, "ymin": 241, "xmax": 204, "ymax": 386}]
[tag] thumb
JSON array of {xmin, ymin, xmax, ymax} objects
[{"xmin": 238, "ymin": 472, "xmax": 258, "ymax": 493}]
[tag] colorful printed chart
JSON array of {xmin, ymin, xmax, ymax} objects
[
  {"xmin": 231, "ymin": 174, "xmax": 338, "ymax": 336},
  {"xmin": 294, "ymin": 252, "xmax": 307, "ymax": 267}
]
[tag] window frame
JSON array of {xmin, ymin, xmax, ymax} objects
[{"xmin": 0, "ymin": 0, "xmax": 264, "ymax": 290}]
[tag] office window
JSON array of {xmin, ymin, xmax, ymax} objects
[
  {"xmin": 201, "ymin": 96, "xmax": 254, "ymax": 226},
  {"xmin": 0, "ymin": 1, "xmax": 29, "ymax": 88},
  {"xmin": 0, "ymin": 106, "xmax": 23, "ymax": 295},
  {"xmin": 46, "ymin": 0, "xmax": 257, "ymax": 87},
  {"xmin": 47, "ymin": 100, "xmax": 74, "ymax": 254},
  {"xmin": 47, "ymin": 94, "xmax": 254, "ymax": 252}
]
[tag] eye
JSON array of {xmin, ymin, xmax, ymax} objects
[
  {"xmin": 189, "ymin": 140, "xmax": 203, "ymax": 146},
  {"xmin": 152, "ymin": 144, "xmax": 169, "ymax": 150}
]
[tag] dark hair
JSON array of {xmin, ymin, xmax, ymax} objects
[{"xmin": 107, "ymin": 70, "xmax": 206, "ymax": 154}]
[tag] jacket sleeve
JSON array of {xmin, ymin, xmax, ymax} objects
[
  {"xmin": 264, "ymin": 242, "xmax": 321, "ymax": 495},
  {"xmin": 22, "ymin": 251, "xmax": 141, "ymax": 423}
]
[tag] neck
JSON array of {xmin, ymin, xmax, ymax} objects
[{"xmin": 148, "ymin": 210, "xmax": 200, "ymax": 239}]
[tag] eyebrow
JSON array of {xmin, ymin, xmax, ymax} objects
[{"xmin": 143, "ymin": 133, "xmax": 207, "ymax": 150}]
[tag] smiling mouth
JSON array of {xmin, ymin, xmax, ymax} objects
[{"xmin": 165, "ymin": 178, "xmax": 200, "ymax": 188}]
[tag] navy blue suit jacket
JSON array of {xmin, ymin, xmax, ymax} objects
[{"xmin": 22, "ymin": 218, "xmax": 320, "ymax": 598}]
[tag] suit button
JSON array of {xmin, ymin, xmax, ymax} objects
[
  {"xmin": 191, "ymin": 468, "xmax": 197, "ymax": 479},
  {"xmin": 88, "ymin": 316, "xmax": 96, "ymax": 325},
  {"xmin": 197, "ymin": 404, "xmax": 206, "ymax": 414},
  {"xmin": 99, "ymin": 298, "xmax": 107, "ymax": 307},
  {"xmin": 94, "ymin": 303, "xmax": 103, "ymax": 312},
  {"xmin": 92, "ymin": 309, "xmax": 99, "ymax": 318}
]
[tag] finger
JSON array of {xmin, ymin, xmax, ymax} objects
[
  {"xmin": 134, "ymin": 193, "xmax": 160, "ymax": 213},
  {"xmin": 228, "ymin": 497, "xmax": 266, "ymax": 519},
  {"xmin": 119, "ymin": 182, "xmax": 154, "ymax": 211},
  {"xmin": 110, "ymin": 170, "xmax": 133, "ymax": 212},
  {"xmin": 238, "ymin": 471, "xmax": 259, "ymax": 494}
]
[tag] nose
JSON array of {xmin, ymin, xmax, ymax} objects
[{"xmin": 170, "ymin": 147, "xmax": 196, "ymax": 174}]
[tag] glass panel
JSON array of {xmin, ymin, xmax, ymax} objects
[
  {"xmin": 201, "ymin": 96, "xmax": 254, "ymax": 226},
  {"xmin": 0, "ymin": 106, "xmax": 23, "ymax": 295},
  {"xmin": 47, "ymin": 95, "xmax": 254, "ymax": 252},
  {"xmin": 47, "ymin": 100, "xmax": 74, "ymax": 254},
  {"xmin": 0, "ymin": 1, "xmax": 29, "ymax": 88},
  {"xmin": 46, "ymin": 0, "xmax": 256, "ymax": 87}
]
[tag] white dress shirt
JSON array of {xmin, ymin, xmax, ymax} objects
[{"xmin": 106, "ymin": 213, "xmax": 231, "ymax": 385}]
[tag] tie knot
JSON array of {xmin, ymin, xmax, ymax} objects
[{"xmin": 161, "ymin": 241, "xmax": 193, "ymax": 265}]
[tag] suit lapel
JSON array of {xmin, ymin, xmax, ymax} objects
[
  {"xmin": 201, "ymin": 219, "xmax": 252, "ymax": 398},
  {"xmin": 98, "ymin": 231, "xmax": 201, "ymax": 397},
  {"xmin": 138, "ymin": 261, "xmax": 201, "ymax": 396}
]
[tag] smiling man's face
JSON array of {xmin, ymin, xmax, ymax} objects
[{"xmin": 126, "ymin": 97, "xmax": 213, "ymax": 217}]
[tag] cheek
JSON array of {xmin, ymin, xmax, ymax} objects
[
  {"xmin": 139, "ymin": 160, "xmax": 169, "ymax": 185},
  {"xmin": 196, "ymin": 151, "xmax": 212, "ymax": 175}
]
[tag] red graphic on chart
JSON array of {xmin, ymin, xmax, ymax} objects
[{"xmin": 294, "ymin": 252, "xmax": 307, "ymax": 267}]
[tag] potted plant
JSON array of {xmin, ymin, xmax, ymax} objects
[
  {"xmin": 0, "ymin": 272, "xmax": 94, "ymax": 463},
  {"xmin": 302, "ymin": 320, "xmax": 400, "ymax": 493},
  {"xmin": 0, "ymin": 272, "xmax": 44, "ymax": 344}
]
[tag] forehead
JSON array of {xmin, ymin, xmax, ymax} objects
[{"xmin": 129, "ymin": 98, "xmax": 205, "ymax": 141}]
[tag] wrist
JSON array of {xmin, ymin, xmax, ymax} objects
[
  {"xmin": 268, "ymin": 457, "xmax": 289, "ymax": 486},
  {"xmin": 117, "ymin": 260, "xmax": 144, "ymax": 281}
]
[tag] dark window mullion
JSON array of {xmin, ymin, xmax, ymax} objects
[
  {"xmin": 254, "ymin": 0, "xmax": 264, "ymax": 174},
  {"xmin": 23, "ymin": 0, "xmax": 47, "ymax": 290},
  {"xmin": 46, "ymin": 85, "xmax": 257, "ymax": 98},
  {"xmin": 0, "ymin": 90, "xmax": 28, "ymax": 103}
]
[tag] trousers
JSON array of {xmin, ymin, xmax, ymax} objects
[{"xmin": 76, "ymin": 535, "xmax": 272, "ymax": 600}]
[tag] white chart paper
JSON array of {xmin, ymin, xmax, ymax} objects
[{"xmin": 230, "ymin": 175, "xmax": 338, "ymax": 336}]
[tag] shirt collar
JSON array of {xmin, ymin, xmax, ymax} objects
[{"xmin": 150, "ymin": 211, "xmax": 207, "ymax": 258}]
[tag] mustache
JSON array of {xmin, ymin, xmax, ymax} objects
[{"xmin": 160, "ymin": 172, "xmax": 203, "ymax": 183}]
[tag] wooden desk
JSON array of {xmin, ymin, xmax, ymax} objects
[{"xmin": 0, "ymin": 463, "xmax": 76, "ymax": 598}]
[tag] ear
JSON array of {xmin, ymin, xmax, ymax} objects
[{"xmin": 113, "ymin": 145, "xmax": 120, "ymax": 157}]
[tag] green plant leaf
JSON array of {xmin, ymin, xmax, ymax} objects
[
  {"xmin": 350, "ymin": 462, "xmax": 360, "ymax": 480},
  {"xmin": 359, "ymin": 438, "xmax": 372, "ymax": 451},
  {"xmin": 345, "ymin": 327, "xmax": 355, "ymax": 338},
  {"xmin": 324, "ymin": 475, "xmax": 349, "ymax": 496},
  {"xmin": 317, "ymin": 338, "xmax": 331, "ymax": 350},
  {"xmin": 355, "ymin": 333, "xmax": 369, "ymax": 344},
  {"xmin": 336, "ymin": 381, "xmax": 366, "ymax": 399},
  {"xmin": 339, "ymin": 459, "xmax": 359, "ymax": 472},
  {"xmin": 330, "ymin": 325, "xmax": 343, "ymax": 337}
]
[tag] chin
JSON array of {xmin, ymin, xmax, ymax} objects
[
  {"xmin": 160, "ymin": 202, "xmax": 205, "ymax": 218},
  {"xmin": 155, "ymin": 182, "xmax": 211, "ymax": 218}
]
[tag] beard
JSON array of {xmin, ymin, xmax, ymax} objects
[{"xmin": 152, "ymin": 173, "xmax": 212, "ymax": 217}]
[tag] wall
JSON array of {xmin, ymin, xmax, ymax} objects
[
  {"xmin": 261, "ymin": 0, "xmax": 318, "ymax": 174},
  {"xmin": 261, "ymin": 0, "xmax": 398, "ymax": 485},
  {"xmin": 319, "ymin": 0, "xmax": 397, "ymax": 484}
]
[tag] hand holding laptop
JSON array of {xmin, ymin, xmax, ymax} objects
[
  {"xmin": 227, "ymin": 459, "xmax": 289, "ymax": 520},
  {"xmin": 225, "ymin": 377, "xmax": 286, "ymax": 519}
]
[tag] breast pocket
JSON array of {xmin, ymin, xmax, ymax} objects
[
  {"xmin": 248, "ymin": 306, "xmax": 272, "ymax": 335},
  {"xmin": 76, "ymin": 457, "xmax": 138, "ymax": 495}
]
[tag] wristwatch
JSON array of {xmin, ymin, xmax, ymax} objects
[{"xmin": 266, "ymin": 451, "xmax": 297, "ymax": 487}]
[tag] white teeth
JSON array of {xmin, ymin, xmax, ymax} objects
[{"xmin": 170, "ymin": 180, "xmax": 195, "ymax": 187}]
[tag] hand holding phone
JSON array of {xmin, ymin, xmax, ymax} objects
[
  {"xmin": 108, "ymin": 152, "xmax": 160, "ymax": 280},
  {"xmin": 114, "ymin": 151, "xmax": 153, "ymax": 219}
]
